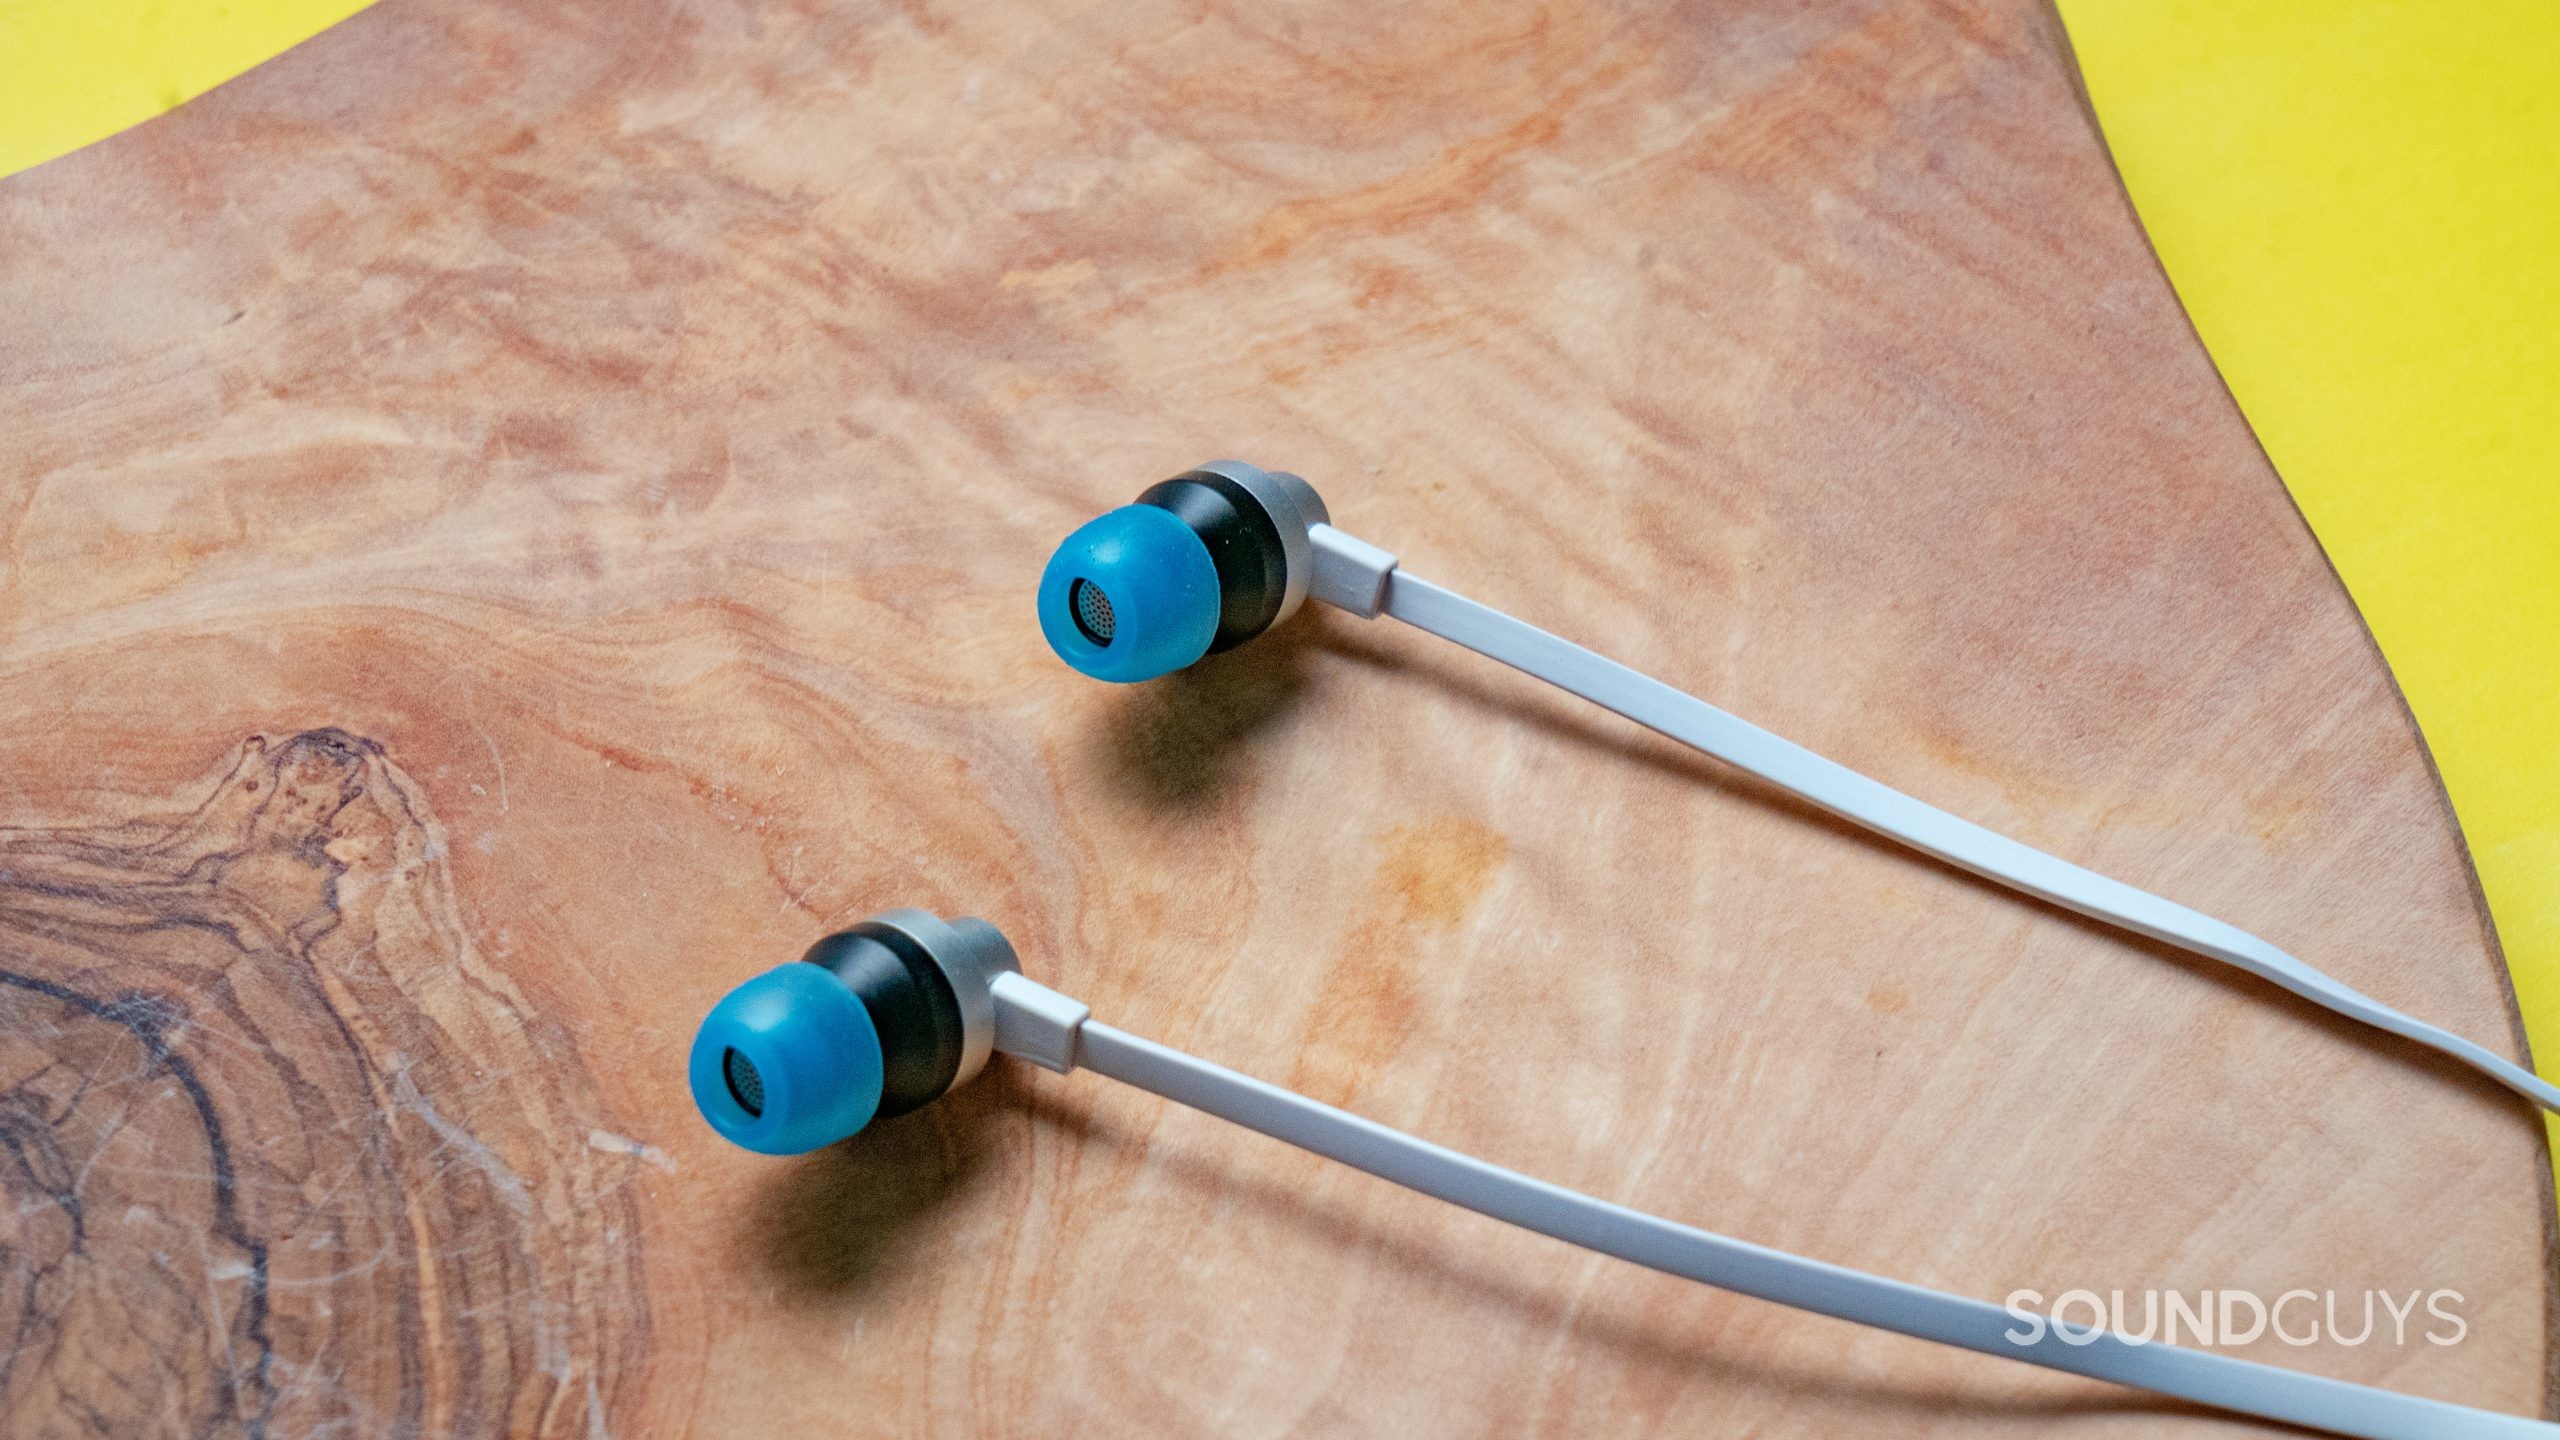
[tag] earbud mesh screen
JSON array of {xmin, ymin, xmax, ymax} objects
[
  {"xmin": 1069, "ymin": 578, "xmax": 1116, "ymax": 645},
  {"xmin": 723, "ymin": 1047, "xmax": 766, "ymax": 1118}
]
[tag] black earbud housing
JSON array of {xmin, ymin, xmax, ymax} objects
[
  {"xmin": 800, "ymin": 923, "xmax": 968, "ymax": 1120},
  {"xmin": 1137, "ymin": 465, "xmax": 1312, "ymax": 653}
]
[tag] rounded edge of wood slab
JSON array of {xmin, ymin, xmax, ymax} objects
[{"xmin": 2053, "ymin": 19, "xmax": 2560, "ymax": 1399}]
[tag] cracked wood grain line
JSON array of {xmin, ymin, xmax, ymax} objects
[{"xmin": 0, "ymin": 732, "xmax": 647, "ymax": 1439}]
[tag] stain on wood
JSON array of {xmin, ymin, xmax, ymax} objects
[
  {"xmin": 1294, "ymin": 817, "xmax": 1511, "ymax": 1104},
  {"xmin": 0, "ymin": 0, "xmax": 2546, "ymax": 1434}
]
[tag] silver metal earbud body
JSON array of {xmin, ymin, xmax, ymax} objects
[
  {"xmin": 1186, "ymin": 459, "xmax": 1329, "ymax": 629},
  {"xmin": 861, "ymin": 908, "xmax": 1019, "ymax": 1090}
]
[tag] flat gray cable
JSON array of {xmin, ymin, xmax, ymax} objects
[
  {"xmin": 986, "ymin": 971, "xmax": 2552, "ymax": 1440},
  {"xmin": 1302, "ymin": 525, "xmax": 2560, "ymax": 1113}
]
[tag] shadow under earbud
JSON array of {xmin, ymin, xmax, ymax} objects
[
  {"xmin": 740, "ymin": 1063, "xmax": 1036, "ymax": 1296},
  {"xmin": 1097, "ymin": 613, "xmax": 1329, "ymax": 811},
  {"xmin": 1311, "ymin": 617, "xmax": 1885, "ymax": 848},
  {"xmin": 1008, "ymin": 1086, "xmax": 2191, "ymax": 1426}
]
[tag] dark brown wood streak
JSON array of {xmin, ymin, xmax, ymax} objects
[
  {"xmin": 0, "ymin": 971, "xmax": 276, "ymax": 1435},
  {"xmin": 0, "ymin": 731, "xmax": 646, "ymax": 1438}
]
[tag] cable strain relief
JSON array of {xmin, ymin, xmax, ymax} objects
[
  {"xmin": 1308, "ymin": 525, "xmax": 1398, "ymax": 618},
  {"xmin": 991, "ymin": 972, "xmax": 1090, "ymax": 1073}
]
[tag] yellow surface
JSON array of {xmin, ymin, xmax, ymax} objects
[
  {"xmin": 0, "ymin": 0, "xmax": 373, "ymax": 178},
  {"xmin": 2060, "ymin": 0, "xmax": 2560, "ymax": 1154},
  {"xmin": 1, "ymin": 3, "xmax": 2555, "ymax": 1151}
]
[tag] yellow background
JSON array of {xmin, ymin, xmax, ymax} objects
[
  {"xmin": 2057, "ymin": 0, "xmax": 2560, "ymax": 1169},
  {"xmin": 2, "ymin": 0, "xmax": 2556, "ymax": 1156},
  {"xmin": 0, "ymin": 0, "xmax": 372, "ymax": 178}
]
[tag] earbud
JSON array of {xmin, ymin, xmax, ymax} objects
[
  {"xmin": 687, "ymin": 909, "xmax": 1015, "ymax": 1153},
  {"xmin": 1038, "ymin": 460, "xmax": 1330, "ymax": 682},
  {"xmin": 683, "ymin": 907, "xmax": 2528, "ymax": 1436}
]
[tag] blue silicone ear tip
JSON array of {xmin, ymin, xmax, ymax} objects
[
  {"xmin": 689, "ymin": 963, "xmax": 885, "ymax": 1155},
  {"xmin": 1038, "ymin": 504, "xmax": 1221, "ymax": 683}
]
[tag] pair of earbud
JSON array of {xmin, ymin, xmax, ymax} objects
[{"xmin": 686, "ymin": 462, "xmax": 2555, "ymax": 1440}]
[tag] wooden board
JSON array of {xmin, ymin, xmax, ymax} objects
[{"xmin": 0, "ymin": 0, "xmax": 2547, "ymax": 1434}]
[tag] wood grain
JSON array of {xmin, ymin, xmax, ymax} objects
[{"xmin": 0, "ymin": 0, "xmax": 2546, "ymax": 1434}]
